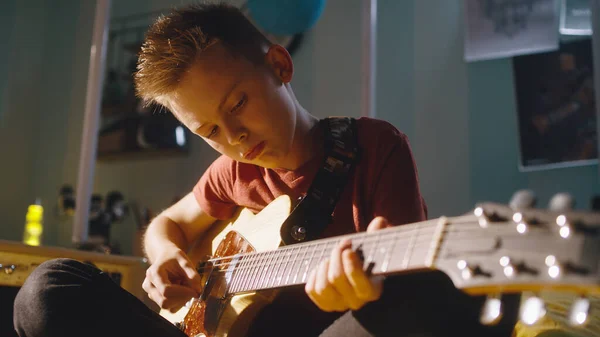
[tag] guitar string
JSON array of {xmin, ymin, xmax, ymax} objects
[
  {"xmin": 201, "ymin": 217, "xmax": 542, "ymax": 266},
  {"xmin": 185, "ymin": 227, "xmax": 549, "ymax": 293},
  {"xmin": 193, "ymin": 235, "xmax": 446, "ymax": 274},
  {"xmin": 200, "ymin": 232, "xmax": 509, "ymax": 277},
  {"xmin": 171, "ymin": 213, "xmax": 569, "ymax": 295},
  {"xmin": 199, "ymin": 229, "xmax": 437, "ymax": 272},
  {"xmin": 224, "ymin": 226, "xmax": 538, "ymax": 293},
  {"xmin": 223, "ymin": 246, "xmax": 437, "ymax": 292},
  {"xmin": 225, "ymin": 247, "xmax": 438, "ymax": 293},
  {"xmin": 193, "ymin": 226, "xmax": 537, "ymax": 273},
  {"xmin": 223, "ymin": 226, "xmax": 553, "ymax": 293},
  {"xmin": 204, "ymin": 221, "xmax": 441, "ymax": 264},
  {"xmin": 192, "ymin": 233, "xmax": 542, "ymax": 279}
]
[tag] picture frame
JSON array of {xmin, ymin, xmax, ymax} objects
[{"xmin": 513, "ymin": 37, "xmax": 597, "ymax": 171}]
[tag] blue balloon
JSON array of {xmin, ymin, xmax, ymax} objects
[{"xmin": 247, "ymin": 0, "xmax": 326, "ymax": 36}]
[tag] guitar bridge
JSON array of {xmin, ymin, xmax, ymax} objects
[{"xmin": 195, "ymin": 256, "xmax": 215, "ymax": 301}]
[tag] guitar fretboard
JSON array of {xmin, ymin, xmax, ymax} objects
[{"xmin": 222, "ymin": 218, "xmax": 445, "ymax": 294}]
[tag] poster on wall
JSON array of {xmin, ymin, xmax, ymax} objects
[
  {"xmin": 559, "ymin": 0, "xmax": 593, "ymax": 36},
  {"xmin": 513, "ymin": 37, "xmax": 597, "ymax": 171},
  {"xmin": 464, "ymin": 0, "xmax": 559, "ymax": 62}
]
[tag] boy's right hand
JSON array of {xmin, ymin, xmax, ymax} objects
[{"xmin": 142, "ymin": 246, "xmax": 203, "ymax": 312}]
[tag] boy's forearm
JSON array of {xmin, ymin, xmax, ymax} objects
[{"xmin": 143, "ymin": 215, "xmax": 189, "ymax": 263}]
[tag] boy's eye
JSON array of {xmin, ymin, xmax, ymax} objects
[
  {"xmin": 231, "ymin": 93, "xmax": 247, "ymax": 113},
  {"xmin": 207, "ymin": 126, "xmax": 218, "ymax": 138}
]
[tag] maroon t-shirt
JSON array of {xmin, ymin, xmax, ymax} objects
[{"xmin": 194, "ymin": 117, "xmax": 427, "ymax": 234}]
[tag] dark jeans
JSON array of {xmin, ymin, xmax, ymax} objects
[{"xmin": 13, "ymin": 259, "xmax": 518, "ymax": 337}]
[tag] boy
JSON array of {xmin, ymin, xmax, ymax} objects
[{"xmin": 13, "ymin": 3, "xmax": 516, "ymax": 337}]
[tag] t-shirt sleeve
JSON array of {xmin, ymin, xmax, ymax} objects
[
  {"xmin": 371, "ymin": 133, "xmax": 428, "ymax": 226},
  {"xmin": 193, "ymin": 155, "xmax": 238, "ymax": 220}
]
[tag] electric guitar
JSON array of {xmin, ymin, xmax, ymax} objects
[{"xmin": 159, "ymin": 195, "xmax": 600, "ymax": 337}]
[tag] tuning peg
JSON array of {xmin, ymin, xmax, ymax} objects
[
  {"xmin": 510, "ymin": 190, "xmax": 537, "ymax": 209},
  {"xmin": 547, "ymin": 265, "xmax": 561, "ymax": 279},
  {"xmin": 556, "ymin": 215, "xmax": 568, "ymax": 226},
  {"xmin": 520, "ymin": 296, "xmax": 546, "ymax": 325},
  {"xmin": 545, "ymin": 255, "xmax": 556, "ymax": 267},
  {"xmin": 473, "ymin": 207, "xmax": 489, "ymax": 228},
  {"xmin": 559, "ymin": 225, "xmax": 571, "ymax": 239},
  {"xmin": 473, "ymin": 206, "xmax": 508, "ymax": 227},
  {"xmin": 512, "ymin": 212, "xmax": 523, "ymax": 223},
  {"xmin": 457, "ymin": 260, "xmax": 473, "ymax": 280},
  {"xmin": 516, "ymin": 222, "xmax": 528, "ymax": 234},
  {"xmin": 456, "ymin": 260, "xmax": 493, "ymax": 280},
  {"xmin": 545, "ymin": 254, "xmax": 561, "ymax": 278},
  {"xmin": 549, "ymin": 192, "xmax": 575, "ymax": 212},
  {"xmin": 480, "ymin": 294, "xmax": 503, "ymax": 326},
  {"xmin": 568, "ymin": 297, "xmax": 590, "ymax": 326},
  {"xmin": 556, "ymin": 215, "xmax": 573, "ymax": 239},
  {"xmin": 499, "ymin": 256, "xmax": 516, "ymax": 278},
  {"xmin": 544, "ymin": 256, "xmax": 589, "ymax": 278}
]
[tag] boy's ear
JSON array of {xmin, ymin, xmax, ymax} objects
[{"xmin": 265, "ymin": 44, "xmax": 294, "ymax": 83}]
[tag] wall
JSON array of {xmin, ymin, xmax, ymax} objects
[
  {"xmin": 413, "ymin": 0, "xmax": 473, "ymax": 216},
  {"xmin": 0, "ymin": 0, "xmax": 16, "ymax": 123},
  {"xmin": 376, "ymin": 0, "xmax": 599, "ymax": 218},
  {"xmin": 0, "ymin": 0, "xmax": 47, "ymax": 241}
]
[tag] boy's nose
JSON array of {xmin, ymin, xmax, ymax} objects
[{"xmin": 225, "ymin": 127, "xmax": 247, "ymax": 145}]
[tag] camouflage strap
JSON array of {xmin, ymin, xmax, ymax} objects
[{"xmin": 280, "ymin": 117, "xmax": 360, "ymax": 245}]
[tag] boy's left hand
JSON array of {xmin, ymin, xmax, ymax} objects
[{"xmin": 305, "ymin": 217, "xmax": 390, "ymax": 312}]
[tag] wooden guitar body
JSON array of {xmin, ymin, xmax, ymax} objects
[{"xmin": 160, "ymin": 195, "xmax": 293, "ymax": 337}]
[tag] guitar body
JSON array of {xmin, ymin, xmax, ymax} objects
[{"xmin": 160, "ymin": 195, "xmax": 293, "ymax": 337}]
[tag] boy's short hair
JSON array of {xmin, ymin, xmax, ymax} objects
[{"xmin": 134, "ymin": 2, "xmax": 272, "ymax": 107}]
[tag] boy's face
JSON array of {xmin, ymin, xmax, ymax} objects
[{"xmin": 168, "ymin": 43, "xmax": 298, "ymax": 169}]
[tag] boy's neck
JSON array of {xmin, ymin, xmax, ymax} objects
[{"xmin": 279, "ymin": 105, "xmax": 323, "ymax": 171}]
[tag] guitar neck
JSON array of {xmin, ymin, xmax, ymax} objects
[{"xmin": 223, "ymin": 217, "xmax": 446, "ymax": 294}]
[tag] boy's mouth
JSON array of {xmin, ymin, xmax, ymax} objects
[{"xmin": 244, "ymin": 141, "xmax": 266, "ymax": 160}]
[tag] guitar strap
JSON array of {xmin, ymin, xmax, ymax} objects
[{"xmin": 280, "ymin": 117, "xmax": 361, "ymax": 245}]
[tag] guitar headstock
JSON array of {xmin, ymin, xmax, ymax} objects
[{"xmin": 433, "ymin": 202, "xmax": 600, "ymax": 326}]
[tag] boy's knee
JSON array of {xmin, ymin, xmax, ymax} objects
[
  {"xmin": 35, "ymin": 257, "xmax": 91, "ymax": 272},
  {"xmin": 13, "ymin": 258, "xmax": 100, "ymax": 336},
  {"xmin": 16, "ymin": 258, "xmax": 98, "ymax": 300},
  {"xmin": 14, "ymin": 259, "xmax": 79, "ymax": 311}
]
